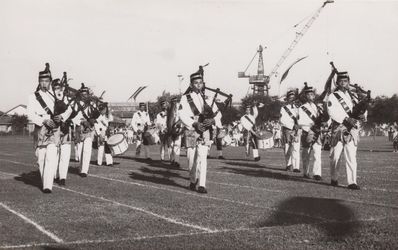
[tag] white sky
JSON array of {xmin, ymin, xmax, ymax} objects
[{"xmin": 1, "ymin": 0, "xmax": 397, "ymax": 111}]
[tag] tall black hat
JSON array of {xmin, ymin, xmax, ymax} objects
[{"xmin": 38, "ymin": 62, "xmax": 52, "ymax": 81}]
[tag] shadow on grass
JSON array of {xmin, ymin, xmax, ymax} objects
[
  {"xmin": 14, "ymin": 171, "xmax": 43, "ymax": 191},
  {"xmin": 257, "ymin": 196, "xmax": 360, "ymax": 240},
  {"xmin": 115, "ymin": 155, "xmax": 187, "ymax": 172},
  {"xmin": 220, "ymin": 163, "xmax": 334, "ymax": 187},
  {"xmin": 129, "ymin": 166, "xmax": 189, "ymax": 190}
]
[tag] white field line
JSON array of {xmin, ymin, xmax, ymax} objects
[
  {"xmin": 0, "ymin": 171, "xmax": 214, "ymax": 233},
  {"xmin": 1, "ymin": 214, "xmax": 397, "ymax": 249},
  {"xmin": 0, "ymin": 202, "xmax": 63, "ymax": 243}
]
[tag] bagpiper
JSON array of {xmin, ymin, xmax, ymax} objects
[
  {"xmin": 179, "ymin": 71, "xmax": 222, "ymax": 193},
  {"xmin": 298, "ymin": 84, "xmax": 324, "ymax": 180},
  {"xmin": 27, "ymin": 63, "xmax": 71, "ymax": 193},
  {"xmin": 280, "ymin": 89, "xmax": 301, "ymax": 172},
  {"xmin": 327, "ymin": 72, "xmax": 366, "ymax": 189}
]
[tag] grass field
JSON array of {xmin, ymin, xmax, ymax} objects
[{"xmin": 0, "ymin": 136, "xmax": 397, "ymax": 249}]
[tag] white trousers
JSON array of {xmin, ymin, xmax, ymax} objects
[
  {"xmin": 284, "ymin": 141, "xmax": 300, "ymax": 170},
  {"xmin": 75, "ymin": 142, "xmax": 83, "ymax": 162},
  {"xmin": 136, "ymin": 140, "xmax": 150, "ymax": 158},
  {"xmin": 97, "ymin": 145, "xmax": 113, "ymax": 166},
  {"xmin": 302, "ymin": 142, "xmax": 322, "ymax": 176},
  {"xmin": 168, "ymin": 136, "xmax": 181, "ymax": 163},
  {"xmin": 189, "ymin": 145, "xmax": 209, "ymax": 187},
  {"xmin": 330, "ymin": 140, "xmax": 357, "ymax": 185},
  {"xmin": 37, "ymin": 144, "xmax": 57, "ymax": 190},
  {"xmin": 56, "ymin": 143, "xmax": 71, "ymax": 180},
  {"xmin": 160, "ymin": 138, "xmax": 168, "ymax": 161},
  {"xmin": 80, "ymin": 137, "xmax": 93, "ymax": 174}
]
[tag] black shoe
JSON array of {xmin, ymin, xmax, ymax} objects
[
  {"xmin": 348, "ymin": 184, "xmax": 360, "ymax": 190},
  {"xmin": 218, "ymin": 156, "xmax": 225, "ymax": 160},
  {"xmin": 54, "ymin": 178, "xmax": 60, "ymax": 183},
  {"xmin": 254, "ymin": 157, "xmax": 260, "ymax": 162},
  {"xmin": 43, "ymin": 188, "xmax": 52, "ymax": 194},
  {"xmin": 146, "ymin": 158, "xmax": 152, "ymax": 161},
  {"xmin": 313, "ymin": 175, "xmax": 322, "ymax": 181},
  {"xmin": 285, "ymin": 165, "xmax": 292, "ymax": 171},
  {"xmin": 189, "ymin": 182, "xmax": 196, "ymax": 191},
  {"xmin": 303, "ymin": 174, "xmax": 311, "ymax": 179},
  {"xmin": 331, "ymin": 180, "xmax": 338, "ymax": 187},
  {"xmin": 80, "ymin": 173, "xmax": 87, "ymax": 178},
  {"xmin": 293, "ymin": 169, "xmax": 301, "ymax": 173},
  {"xmin": 197, "ymin": 186, "xmax": 208, "ymax": 194},
  {"xmin": 59, "ymin": 179, "xmax": 66, "ymax": 186},
  {"xmin": 173, "ymin": 162, "xmax": 180, "ymax": 167},
  {"xmin": 106, "ymin": 164, "xmax": 113, "ymax": 167}
]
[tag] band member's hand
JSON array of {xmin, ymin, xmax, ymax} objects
[
  {"xmin": 358, "ymin": 114, "xmax": 367, "ymax": 122},
  {"xmin": 89, "ymin": 118, "xmax": 96, "ymax": 126},
  {"xmin": 293, "ymin": 124, "xmax": 299, "ymax": 130},
  {"xmin": 343, "ymin": 117, "xmax": 357, "ymax": 128},
  {"xmin": 82, "ymin": 120, "xmax": 91, "ymax": 128},
  {"xmin": 202, "ymin": 118, "xmax": 215, "ymax": 126},
  {"xmin": 53, "ymin": 115, "xmax": 62, "ymax": 123},
  {"xmin": 193, "ymin": 122, "xmax": 206, "ymax": 133},
  {"xmin": 44, "ymin": 119, "xmax": 56, "ymax": 128},
  {"xmin": 137, "ymin": 129, "xmax": 142, "ymax": 134}
]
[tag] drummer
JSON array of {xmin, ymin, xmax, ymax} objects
[
  {"xmin": 240, "ymin": 103, "xmax": 260, "ymax": 161},
  {"xmin": 95, "ymin": 102, "xmax": 113, "ymax": 166},
  {"xmin": 131, "ymin": 102, "xmax": 152, "ymax": 160},
  {"xmin": 155, "ymin": 100, "xmax": 168, "ymax": 161}
]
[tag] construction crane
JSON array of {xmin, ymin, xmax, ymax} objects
[{"xmin": 238, "ymin": 0, "xmax": 334, "ymax": 96}]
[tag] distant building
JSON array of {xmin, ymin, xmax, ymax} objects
[
  {"xmin": 0, "ymin": 115, "xmax": 12, "ymax": 133},
  {"xmin": 108, "ymin": 102, "xmax": 139, "ymax": 125},
  {"xmin": 4, "ymin": 104, "xmax": 28, "ymax": 116},
  {"xmin": 0, "ymin": 104, "xmax": 34, "ymax": 134}
]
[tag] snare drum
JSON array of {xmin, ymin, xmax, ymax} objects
[
  {"xmin": 256, "ymin": 130, "xmax": 274, "ymax": 149},
  {"xmin": 107, "ymin": 133, "xmax": 129, "ymax": 155}
]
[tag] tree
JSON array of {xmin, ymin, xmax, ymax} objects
[
  {"xmin": 11, "ymin": 114, "xmax": 28, "ymax": 134},
  {"xmin": 240, "ymin": 94, "xmax": 283, "ymax": 125}
]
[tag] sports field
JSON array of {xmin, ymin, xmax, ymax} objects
[{"xmin": 0, "ymin": 136, "xmax": 397, "ymax": 249}]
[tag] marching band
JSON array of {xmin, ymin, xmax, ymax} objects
[{"xmin": 28, "ymin": 62, "xmax": 371, "ymax": 194}]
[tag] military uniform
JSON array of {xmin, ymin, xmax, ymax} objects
[
  {"xmin": 298, "ymin": 86, "xmax": 322, "ymax": 179},
  {"xmin": 27, "ymin": 66, "xmax": 71, "ymax": 192},
  {"xmin": 280, "ymin": 90, "xmax": 301, "ymax": 172},
  {"xmin": 179, "ymin": 72, "xmax": 222, "ymax": 193},
  {"xmin": 328, "ymin": 83, "xmax": 364, "ymax": 189},
  {"xmin": 155, "ymin": 106, "xmax": 168, "ymax": 161},
  {"xmin": 95, "ymin": 108, "xmax": 113, "ymax": 166},
  {"xmin": 167, "ymin": 97, "xmax": 182, "ymax": 166},
  {"xmin": 131, "ymin": 104, "xmax": 151, "ymax": 159},
  {"xmin": 240, "ymin": 105, "xmax": 260, "ymax": 161},
  {"xmin": 53, "ymin": 81, "xmax": 75, "ymax": 185},
  {"xmin": 71, "ymin": 85, "xmax": 98, "ymax": 177}
]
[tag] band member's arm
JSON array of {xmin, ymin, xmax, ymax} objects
[
  {"xmin": 178, "ymin": 95, "xmax": 195, "ymax": 129},
  {"xmin": 27, "ymin": 95, "xmax": 50, "ymax": 126}
]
